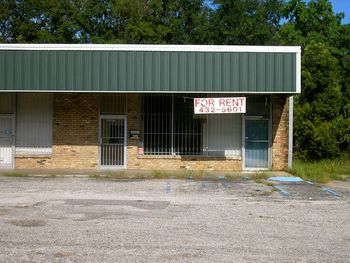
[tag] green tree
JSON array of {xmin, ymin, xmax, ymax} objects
[
  {"xmin": 301, "ymin": 41, "xmax": 342, "ymax": 119},
  {"xmin": 0, "ymin": 0, "xmax": 211, "ymax": 44},
  {"xmin": 0, "ymin": 0, "xmax": 91, "ymax": 43},
  {"xmin": 209, "ymin": 0, "xmax": 283, "ymax": 45},
  {"xmin": 276, "ymin": 0, "xmax": 350, "ymax": 159}
]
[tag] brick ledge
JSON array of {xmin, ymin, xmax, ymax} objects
[{"xmin": 15, "ymin": 155, "xmax": 52, "ymax": 158}]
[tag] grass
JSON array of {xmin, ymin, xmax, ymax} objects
[
  {"xmin": 260, "ymin": 188, "xmax": 277, "ymax": 196},
  {"xmin": 287, "ymin": 155, "xmax": 350, "ymax": 184},
  {"xmin": 1, "ymin": 172, "xmax": 29, "ymax": 177},
  {"xmin": 89, "ymin": 169, "xmax": 246, "ymax": 181},
  {"xmin": 0, "ymin": 172, "xmax": 58, "ymax": 178},
  {"xmin": 250, "ymin": 172, "xmax": 271, "ymax": 183},
  {"xmin": 90, "ymin": 170, "xmax": 210, "ymax": 180},
  {"xmin": 90, "ymin": 171, "xmax": 146, "ymax": 180}
]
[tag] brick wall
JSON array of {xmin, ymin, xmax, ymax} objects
[
  {"xmin": 271, "ymin": 95, "xmax": 289, "ymax": 170},
  {"xmin": 126, "ymin": 93, "xmax": 140, "ymax": 169},
  {"xmin": 130, "ymin": 156, "xmax": 242, "ymax": 171},
  {"xmin": 51, "ymin": 93, "xmax": 99, "ymax": 169},
  {"xmin": 15, "ymin": 155, "xmax": 52, "ymax": 169}
]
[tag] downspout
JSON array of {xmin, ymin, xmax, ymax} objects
[{"xmin": 288, "ymin": 96, "xmax": 294, "ymax": 168}]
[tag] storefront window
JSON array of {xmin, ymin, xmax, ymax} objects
[
  {"xmin": 142, "ymin": 95, "xmax": 172, "ymax": 155},
  {"xmin": 141, "ymin": 94, "xmax": 242, "ymax": 157}
]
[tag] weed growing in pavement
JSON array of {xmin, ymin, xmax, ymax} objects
[
  {"xmin": 262, "ymin": 181, "xmax": 275, "ymax": 187},
  {"xmin": 151, "ymin": 170, "xmax": 169, "ymax": 179},
  {"xmin": 250, "ymin": 172, "xmax": 270, "ymax": 183},
  {"xmin": 1, "ymin": 172, "xmax": 29, "ymax": 177},
  {"xmin": 260, "ymin": 188, "xmax": 277, "ymax": 196}
]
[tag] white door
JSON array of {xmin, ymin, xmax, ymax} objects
[
  {"xmin": 0, "ymin": 116, "xmax": 14, "ymax": 169},
  {"xmin": 99, "ymin": 116, "xmax": 127, "ymax": 169}
]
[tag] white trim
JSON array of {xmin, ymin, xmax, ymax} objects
[
  {"xmin": 244, "ymin": 168, "xmax": 269, "ymax": 171},
  {"xmin": 241, "ymin": 114, "xmax": 245, "ymax": 170},
  {"xmin": 269, "ymin": 95, "xmax": 273, "ymax": 169},
  {"xmin": 15, "ymin": 147, "xmax": 52, "ymax": 155},
  {"xmin": 0, "ymin": 44, "xmax": 301, "ymax": 53},
  {"xmin": 0, "ymin": 115, "xmax": 15, "ymax": 169},
  {"xmin": 288, "ymin": 96, "xmax": 294, "ymax": 168},
  {"xmin": 0, "ymin": 90, "xmax": 300, "ymax": 94},
  {"xmin": 296, "ymin": 50, "xmax": 301, "ymax": 93}
]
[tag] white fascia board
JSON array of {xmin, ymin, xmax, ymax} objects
[
  {"xmin": 0, "ymin": 44, "xmax": 301, "ymax": 53},
  {"xmin": 288, "ymin": 96, "xmax": 294, "ymax": 168},
  {"xmin": 296, "ymin": 50, "xmax": 302, "ymax": 93},
  {"xmin": 0, "ymin": 90, "xmax": 300, "ymax": 94}
]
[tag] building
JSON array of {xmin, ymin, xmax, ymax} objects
[{"xmin": 0, "ymin": 44, "xmax": 301, "ymax": 171}]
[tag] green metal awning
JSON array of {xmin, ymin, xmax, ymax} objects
[{"xmin": 0, "ymin": 44, "xmax": 301, "ymax": 93}]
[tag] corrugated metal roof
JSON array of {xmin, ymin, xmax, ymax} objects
[{"xmin": 0, "ymin": 45, "xmax": 300, "ymax": 93}]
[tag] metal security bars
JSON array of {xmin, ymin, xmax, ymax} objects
[
  {"xmin": 142, "ymin": 94, "xmax": 203, "ymax": 156},
  {"xmin": 100, "ymin": 117, "xmax": 125, "ymax": 167},
  {"xmin": 173, "ymin": 96, "xmax": 202, "ymax": 155},
  {"xmin": 142, "ymin": 95, "xmax": 172, "ymax": 155}
]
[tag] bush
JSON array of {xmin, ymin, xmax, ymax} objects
[
  {"xmin": 308, "ymin": 121, "xmax": 340, "ymax": 159},
  {"xmin": 332, "ymin": 117, "xmax": 350, "ymax": 151},
  {"xmin": 294, "ymin": 103, "xmax": 341, "ymax": 160}
]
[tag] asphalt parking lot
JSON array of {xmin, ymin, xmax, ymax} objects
[{"xmin": 0, "ymin": 176, "xmax": 350, "ymax": 263}]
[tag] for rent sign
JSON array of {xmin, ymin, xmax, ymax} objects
[{"xmin": 194, "ymin": 97, "xmax": 246, "ymax": 114}]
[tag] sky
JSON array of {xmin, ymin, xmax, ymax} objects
[
  {"xmin": 206, "ymin": 0, "xmax": 350, "ymax": 24},
  {"xmin": 328, "ymin": 0, "xmax": 350, "ymax": 24}
]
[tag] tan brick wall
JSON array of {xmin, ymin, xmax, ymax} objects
[
  {"xmin": 15, "ymin": 156, "xmax": 53, "ymax": 169},
  {"xmin": 15, "ymin": 93, "xmax": 99, "ymax": 170},
  {"xmin": 130, "ymin": 156, "xmax": 242, "ymax": 171},
  {"xmin": 271, "ymin": 95, "xmax": 289, "ymax": 170}
]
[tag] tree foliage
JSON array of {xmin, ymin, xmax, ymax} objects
[
  {"xmin": 277, "ymin": 0, "xmax": 350, "ymax": 160},
  {"xmin": 209, "ymin": 0, "xmax": 283, "ymax": 45},
  {"xmin": 0, "ymin": 0, "xmax": 349, "ymax": 160}
]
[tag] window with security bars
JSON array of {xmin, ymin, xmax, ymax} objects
[
  {"xmin": 173, "ymin": 96, "xmax": 203, "ymax": 155},
  {"xmin": 142, "ymin": 94, "xmax": 203, "ymax": 156},
  {"xmin": 141, "ymin": 94, "xmax": 244, "ymax": 157},
  {"xmin": 142, "ymin": 95, "xmax": 173, "ymax": 155}
]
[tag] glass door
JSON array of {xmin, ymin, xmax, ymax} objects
[{"xmin": 245, "ymin": 119, "xmax": 269, "ymax": 169}]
